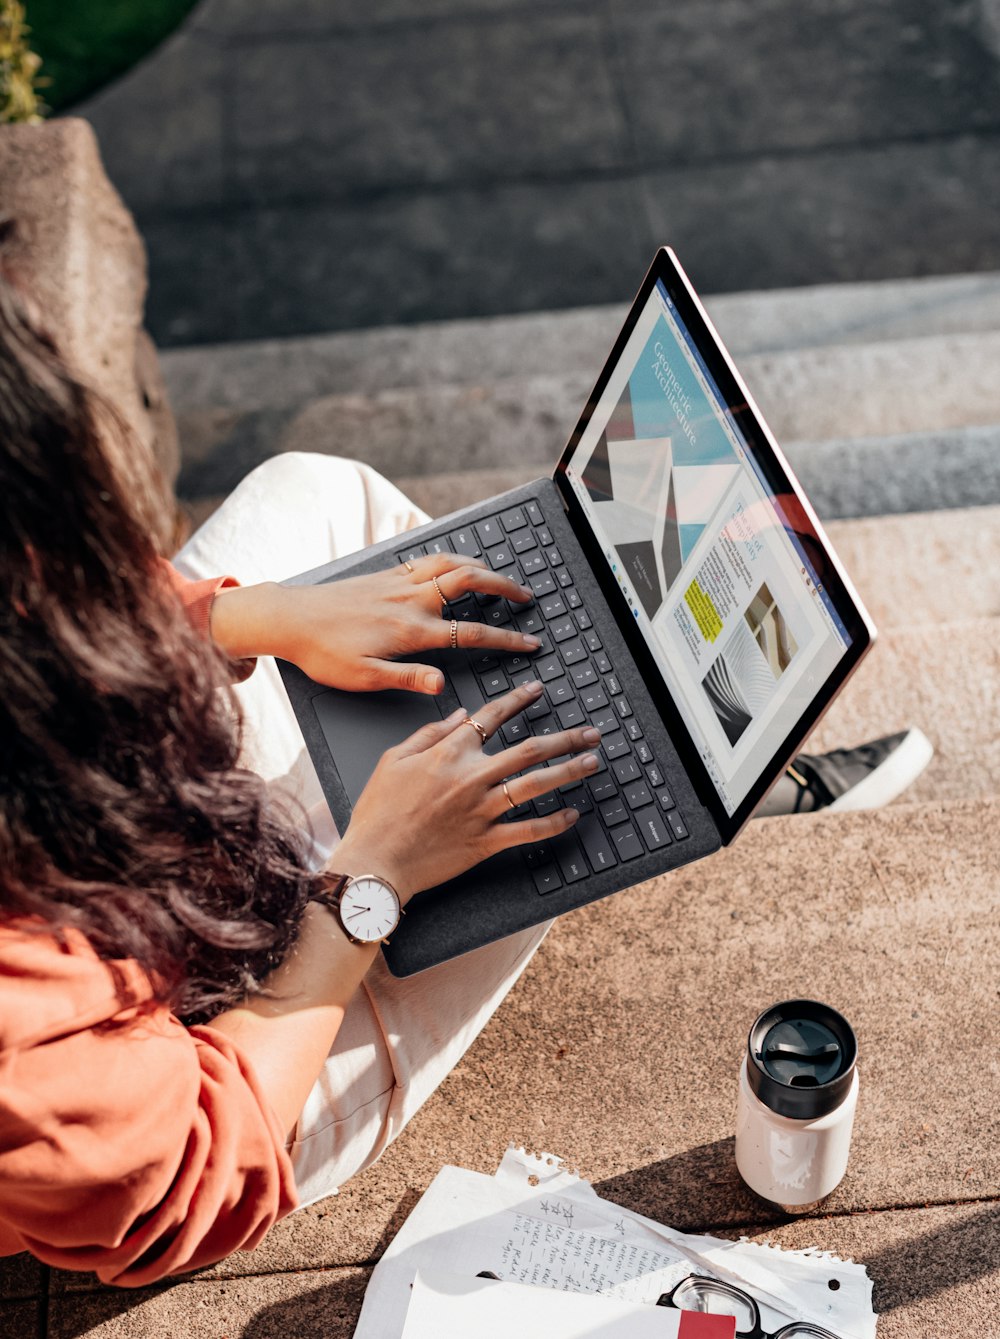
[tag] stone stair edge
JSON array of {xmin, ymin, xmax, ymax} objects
[{"xmin": 161, "ymin": 270, "xmax": 1000, "ymax": 414}]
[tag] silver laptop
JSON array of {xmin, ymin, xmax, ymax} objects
[{"xmin": 279, "ymin": 249, "xmax": 875, "ymax": 975}]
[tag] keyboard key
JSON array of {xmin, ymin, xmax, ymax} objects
[
  {"xmin": 521, "ymin": 551, "xmax": 546, "ymax": 576},
  {"xmin": 523, "ymin": 842, "xmax": 553, "ymax": 869},
  {"xmin": 534, "ymin": 719, "xmax": 559, "ymax": 737},
  {"xmin": 533, "ymin": 793, "xmax": 562, "ymax": 817},
  {"xmin": 501, "ymin": 507, "xmax": 528, "ymax": 532},
  {"xmin": 504, "ymin": 653, "xmax": 532, "ymax": 675},
  {"xmin": 532, "ymin": 864, "xmax": 563, "ymax": 895},
  {"xmin": 475, "ymin": 517, "xmax": 504, "ymax": 547},
  {"xmin": 397, "ymin": 544, "xmax": 425, "ymax": 564},
  {"xmin": 605, "ymin": 674, "xmax": 622, "ymax": 696},
  {"xmin": 591, "ymin": 708, "xmax": 618, "ymax": 735},
  {"xmin": 528, "ymin": 572, "xmax": 556, "ymax": 597},
  {"xmin": 546, "ymin": 546, "xmax": 563, "ymax": 567},
  {"xmin": 551, "ymin": 617, "xmax": 576, "ymax": 643},
  {"xmin": 667, "ymin": 810, "xmax": 690, "ymax": 840},
  {"xmin": 560, "ymin": 640, "xmax": 588, "ymax": 666},
  {"xmin": 570, "ymin": 662, "xmax": 598, "ymax": 688},
  {"xmin": 614, "ymin": 695, "xmax": 633, "ymax": 719},
  {"xmin": 486, "ymin": 544, "xmax": 515, "ymax": 570},
  {"xmin": 635, "ymin": 806, "xmax": 672, "ymax": 851},
  {"xmin": 511, "ymin": 667, "xmax": 539, "ymax": 688},
  {"xmin": 604, "ymin": 733, "xmax": 630, "ymax": 760},
  {"xmin": 595, "ymin": 652, "xmax": 612, "ymax": 674},
  {"xmin": 471, "ymin": 653, "xmax": 499, "ymax": 672},
  {"xmin": 575, "ymin": 609, "xmax": 593, "ymax": 631},
  {"xmin": 581, "ymin": 684, "xmax": 608, "ymax": 712},
  {"xmin": 528, "ymin": 632, "xmax": 552, "ymax": 658},
  {"xmin": 536, "ymin": 655, "xmax": 564, "ymax": 683},
  {"xmin": 566, "ymin": 587, "xmax": 582, "ymax": 609},
  {"xmin": 452, "ymin": 598, "xmax": 480, "ymax": 621},
  {"xmin": 613, "ymin": 757, "xmax": 642, "ymax": 785},
  {"xmin": 481, "ymin": 668, "xmax": 510, "ymax": 696},
  {"xmin": 515, "ymin": 608, "xmax": 544, "ymax": 636},
  {"xmin": 502, "ymin": 716, "xmax": 530, "ymax": 744},
  {"xmin": 538, "ymin": 527, "xmax": 554, "ymax": 547},
  {"xmin": 512, "ymin": 532, "xmax": 537, "ymax": 556},
  {"xmin": 635, "ymin": 741, "xmax": 653, "ymax": 765},
  {"xmin": 425, "ymin": 535, "xmax": 452, "ymax": 556},
  {"xmin": 557, "ymin": 569, "xmax": 574, "ymax": 589},
  {"xmin": 584, "ymin": 629, "xmax": 603, "ymax": 652},
  {"xmin": 612, "ymin": 824, "xmax": 644, "ymax": 861},
  {"xmin": 483, "ymin": 603, "xmax": 511, "ymax": 627},
  {"xmin": 526, "ymin": 500, "xmax": 545, "ymax": 526},
  {"xmin": 556, "ymin": 701, "xmax": 586, "ymax": 728},
  {"xmin": 590, "ymin": 775, "xmax": 617, "ymax": 803},
  {"xmin": 656, "ymin": 786, "xmax": 676, "ymax": 811},
  {"xmin": 565, "ymin": 788, "xmax": 593, "ymax": 814},
  {"xmin": 548, "ymin": 678, "xmax": 575, "ymax": 705},
  {"xmin": 540, "ymin": 593, "xmax": 566, "ymax": 619},
  {"xmin": 552, "ymin": 833, "xmax": 588, "ymax": 884},
  {"xmin": 576, "ymin": 813, "xmax": 618, "ymax": 871},
  {"xmin": 525, "ymin": 695, "xmax": 551, "ymax": 721},
  {"xmin": 624, "ymin": 782, "xmax": 653, "ymax": 810},
  {"xmin": 505, "ymin": 800, "xmax": 533, "ymax": 821},
  {"xmin": 646, "ymin": 763, "xmax": 664, "ymax": 788},
  {"xmin": 600, "ymin": 800, "xmax": 629, "ymax": 827},
  {"xmin": 625, "ymin": 719, "xmax": 644, "ymax": 742},
  {"xmin": 450, "ymin": 526, "xmax": 481, "ymax": 557}
]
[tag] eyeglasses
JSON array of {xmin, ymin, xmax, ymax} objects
[{"xmin": 656, "ymin": 1274, "xmax": 842, "ymax": 1339}]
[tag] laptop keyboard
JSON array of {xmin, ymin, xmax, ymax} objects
[{"xmin": 397, "ymin": 497, "xmax": 689, "ymax": 895}]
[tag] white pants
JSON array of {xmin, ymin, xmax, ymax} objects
[{"xmin": 173, "ymin": 453, "xmax": 550, "ymax": 1206}]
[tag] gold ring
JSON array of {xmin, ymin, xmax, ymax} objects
[
  {"xmin": 449, "ymin": 618, "xmax": 459, "ymax": 650},
  {"xmin": 463, "ymin": 716, "xmax": 489, "ymax": 745},
  {"xmin": 431, "ymin": 576, "xmax": 447, "ymax": 610},
  {"xmin": 502, "ymin": 779, "xmax": 517, "ymax": 811},
  {"xmin": 403, "ymin": 559, "xmax": 415, "ymax": 574}
]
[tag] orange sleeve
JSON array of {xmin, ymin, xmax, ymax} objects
[
  {"xmin": 158, "ymin": 559, "xmax": 256, "ymax": 682},
  {"xmin": 0, "ymin": 933, "xmax": 298, "ymax": 1286}
]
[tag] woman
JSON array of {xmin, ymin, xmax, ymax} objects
[{"xmin": 0, "ymin": 257, "xmax": 599, "ymax": 1286}]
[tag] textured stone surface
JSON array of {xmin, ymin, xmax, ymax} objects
[
  {"xmin": 46, "ymin": 1267, "xmax": 370, "ymax": 1337},
  {"xmin": 0, "ymin": 1251, "xmax": 43, "ymax": 1300},
  {"xmin": 0, "ymin": 1299, "xmax": 39, "ymax": 1338},
  {"xmin": 0, "ymin": 120, "xmax": 179, "ymax": 513},
  {"xmin": 160, "ymin": 270, "xmax": 1000, "ymax": 416}
]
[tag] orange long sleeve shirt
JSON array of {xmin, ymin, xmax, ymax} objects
[{"xmin": 0, "ymin": 567, "xmax": 299, "ymax": 1285}]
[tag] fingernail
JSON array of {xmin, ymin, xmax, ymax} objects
[
  {"xmin": 525, "ymin": 679, "xmax": 544, "ymax": 694},
  {"xmin": 424, "ymin": 671, "xmax": 444, "ymax": 694},
  {"xmin": 522, "ymin": 635, "xmax": 541, "ymax": 649},
  {"xmin": 562, "ymin": 808, "xmax": 579, "ymax": 826},
  {"xmin": 582, "ymin": 727, "xmax": 601, "ymax": 744},
  {"xmin": 583, "ymin": 752, "xmax": 599, "ymax": 771},
  {"xmin": 447, "ymin": 706, "xmax": 468, "ymax": 721}
]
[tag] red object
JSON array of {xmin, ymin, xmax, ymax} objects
[{"xmin": 678, "ymin": 1312, "xmax": 738, "ymax": 1339}]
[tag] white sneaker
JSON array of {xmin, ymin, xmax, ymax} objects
[{"xmin": 756, "ymin": 728, "xmax": 934, "ymax": 817}]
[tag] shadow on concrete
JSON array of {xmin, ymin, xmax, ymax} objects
[
  {"xmin": 240, "ymin": 1268, "xmax": 371, "ymax": 1339},
  {"xmin": 862, "ymin": 1202, "xmax": 1000, "ymax": 1313},
  {"xmin": 593, "ymin": 1137, "xmax": 777, "ymax": 1231}
]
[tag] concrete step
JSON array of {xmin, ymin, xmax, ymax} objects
[
  {"xmin": 161, "ymin": 270, "xmax": 1000, "ymax": 413},
  {"xmin": 175, "ymin": 332, "xmax": 1000, "ymax": 517}
]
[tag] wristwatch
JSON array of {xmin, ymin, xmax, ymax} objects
[{"xmin": 311, "ymin": 872, "xmax": 402, "ymax": 945}]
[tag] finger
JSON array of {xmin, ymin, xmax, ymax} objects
[
  {"xmin": 436, "ymin": 565, "xmax": 534, "ymax": 605},
  {"xmin": 451, "ymin": 680, "xmax": 546, "ymax": 744},
  {"xmin": 494, "ymin": 751, "xmax": 601, "ymax": 814},
  {"xmin": 392, "ymin": 706, "xmax": 469, "ymax": 758},
  {"xmin": 489, "ymin": 807, "xmax": 580, "ymax": 852},
  {"xmin": 406, "ymin": 553, "xmax": 487, "ymax": 582},
  {"xmin": 433, "ymin": 618, "xmax": 541, "ymax": 655},
  {"xmin": 364, "ymin": 659, "xmax": 446, "ymax": 695},
  {"xmin": 482, "ymin": 725, "xmax": 602, "ymax": 783}
]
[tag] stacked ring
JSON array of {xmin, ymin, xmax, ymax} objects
[
  {"xmin": 431, "ymin": 576, "xmax": 447, "ymax": 611},
  {"xmin": 502, "ymin": 780, "xmax": 517, "ymax": 811},
  {"xmin": 402, "ymin": 559, "xmax": 415, "ymax": 574},
  {"xmin": 449, "ymin": 619, "xmax": 459, "ymax": 650}
]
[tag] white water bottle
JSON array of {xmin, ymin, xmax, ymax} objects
[{"xmin": 735, "ymin": 999, "xmax": 859, "ymax": 1214}]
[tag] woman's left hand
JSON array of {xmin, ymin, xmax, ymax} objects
[{"xmin": 209, "ymin": 553, "xmax": 541, "ymax": 694}]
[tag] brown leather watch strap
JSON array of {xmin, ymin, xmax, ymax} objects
[{"xmin": 308, "ymin": 873, "xmax": 350, "ymax": 918}]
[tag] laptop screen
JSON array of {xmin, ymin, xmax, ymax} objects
[{"xmin": 558, "ymin": 256, "xmax": 862, "ymax": 822}]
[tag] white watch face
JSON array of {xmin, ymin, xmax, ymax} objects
[{"xmin": 340, "ymin": 876, "xmax": 400, "ymax": 944}]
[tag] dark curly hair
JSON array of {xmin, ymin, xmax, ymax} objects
[{"xmin": 0, "ymin": 227, "xmax": 314, "ymax": 1021}]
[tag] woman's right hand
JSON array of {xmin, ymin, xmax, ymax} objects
[{"xmin": 330, "ymin": 680, "xmax": 602, "ymax": 903}]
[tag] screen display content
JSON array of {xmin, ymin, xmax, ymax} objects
[{"xmin": 563, "ymin": 278, "xmax": 852, "ymax": 817}]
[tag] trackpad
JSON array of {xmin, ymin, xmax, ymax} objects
[{"xmin": 312, "ymin": 687, "xmax": 443, "ymax": 806}]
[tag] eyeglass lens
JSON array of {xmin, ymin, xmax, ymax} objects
[{"xmin": 671, "ymin": 1277, "xmax": 758, "ymax": 1332}]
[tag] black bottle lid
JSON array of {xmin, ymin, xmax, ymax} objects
[{"xmin": 746, "ymin": 999, "xmax": 857, "ymax": 1120}]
